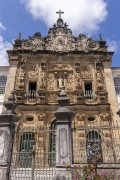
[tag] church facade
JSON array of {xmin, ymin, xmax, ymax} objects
[{"xmin": 0, "ymin": 12, "xmax": 120, "ymax": 179}]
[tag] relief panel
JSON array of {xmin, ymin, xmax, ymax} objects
[{"xmin": 59, "ymin": 128, "xmax": 68, "ymax": 158}]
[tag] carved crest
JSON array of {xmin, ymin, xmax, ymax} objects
[
  {"xmin": 14, "ymin": 20, "xmax": 102, "ymax": 52},
  {"xmin": 81, "ymin": 65, "xmax": 93, "ymax": 79},
  {"xmin": 27, "ymin": 63, "xmax": 39, "ymax": 80}
]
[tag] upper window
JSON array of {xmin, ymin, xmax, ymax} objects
[
  {"xmin": 28, "ymin": 82, "xmax": 37, "ymax": 91},
  {"xmin": 84, "ymin": 82, "xmax": 94, "ymax": 99},
  {"xmin": 113, "ymin": 77, "xmax": 120, "ymax": 95},
  {"xmin": 0, "ymin": 76, "xmax": 7, "ymax": 94},
  {"xmin": 84, "ymin": 82, "xmax": 92, "ymax": 91}
]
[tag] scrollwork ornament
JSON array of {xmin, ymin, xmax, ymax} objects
[
  {"xmin": 81, "ymin": 65, "xmax": 93, "ymax": 79},
  {"xmin": 48, "ymin": 94, "xmax": 57, "ymax": 103},
  {"xmin": 66, "ymin": 74, "xmax": 73, "ymax": 90},
  {"xmin": 27, "ymin": 63, "xmax": 39, "ymax": 80},
  {"xmin": 75, "ymin": 72, "xmax": 82, "ymax": 89},
  {"xmin": 15, "ymin": 62, "xmax": 25, "ymax": 90},
  {"xmin": 76, "ymin": 113, "xmax": 85, "ymax": 121},
  {"xmin": 87, "ymin": 40, "xmax": 100, "ymax": 51},
  {"xmin": 96, "ymin": 70, "xmax": 104, "ymax": 90},
  {"xmin": 38, "ymin": 113, "xmax": 45, "ymax": 121},
  {"xmin": 48, "ymin": 74, "xmax": 55, "ymax": 90},
  {"xmin": 22, "ymin": 36, "xmax": 43, "ymax": 51},
  {"xmin": 100, "ymin": 113, "xmax": 110, "ymax": 121}
]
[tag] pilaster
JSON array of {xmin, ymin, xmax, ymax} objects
[{"xmin": 0, "ymin": 92, "xmax": 19, "ymax": 180}]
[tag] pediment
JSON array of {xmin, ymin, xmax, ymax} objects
[{"xmin": 14, "ymin": 19, "xmax": 106, "ymax": 52}]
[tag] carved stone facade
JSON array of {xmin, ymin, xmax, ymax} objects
[{"xmin": 1, "ymin": 14, "xmax": 120, "ymax": 179}]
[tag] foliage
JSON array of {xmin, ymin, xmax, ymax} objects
[{"xmin": 64, "ymin": 164, "xmax": 120, "ymax": 180}]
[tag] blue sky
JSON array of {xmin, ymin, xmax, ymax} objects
[{"xmin": 0, "ymin": 0, "xmax": 120, "ymax": 66}]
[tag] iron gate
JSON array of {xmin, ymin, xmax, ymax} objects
[{"xmin": 9, "ymin": 125, "xmax": 56, "ymax": 180}]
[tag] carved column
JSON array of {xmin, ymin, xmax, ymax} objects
[
  {"xmin": 0, "ymin": 92, "xmax": 19, "ymax": 180},
  {"xmin": 54, "ymin": 87, "xmax": 74, "ymax": 179}
]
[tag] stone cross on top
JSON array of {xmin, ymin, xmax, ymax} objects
[{"xmin": 56, "ymin": 10, "xmax": 64, "ymax": 19}]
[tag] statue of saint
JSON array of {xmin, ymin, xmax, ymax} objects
[{"xmin": 58, "ymin": 76, "xmax": 64, "ymax": 89}]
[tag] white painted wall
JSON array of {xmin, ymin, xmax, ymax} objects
[
  {"xmin": 0, "ymin": 66, "xmax": 9, "ymax": 114},
  {"xmin": 112, "ymin": 67, "xmax": 120, "ymax": 109}
]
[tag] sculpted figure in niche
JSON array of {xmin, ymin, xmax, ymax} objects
[
  {"xmin": 41, "ymin": 70, "xmax": 46, "ymax": 87},
  {"xmin": 58, "ymin": 76, "xmax": 64, "ymax": 89},
  {"xmin": 96, "ymin": 70, "xmax": 102, "ymax": 81},
  {"xmin": 96, "ymin": 70, "xmax": 104, "ymax": 89}
]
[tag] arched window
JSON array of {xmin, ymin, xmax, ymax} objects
[
  {"xmin": 113, "ymin": 77, "xmax": 120, "ymax": 95},
  {"xmin": 86, "ymin": 131, "xmax": 103, "ymax": 164},
  {"xmin": 0, "ymin": 76, "xmax": 7, "ymax": 94}
]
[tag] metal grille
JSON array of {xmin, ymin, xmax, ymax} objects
[
  {"xmin": 84, "ymin": 90, "xmax": 97, "ymax": 99},
  {"xmin": 9, "ymin": 126, "xmax": 56, "ymax": 180},
  {"xmin": 72, "ymin": 120, "xmax": 120, "ymax": 165},
  {"xmin": 0, "ymin": 76, "xmax": 7, "ymax": 94},
  {"xmin": 114, "ymin": 77, "xmax": 120, "ymax": 95}
]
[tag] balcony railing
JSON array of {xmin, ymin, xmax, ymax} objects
[
  {"xmin": 84, "ymin": 90, "xmax": 97, "ymax": 99},
  {"xmin": 25, "ymin": 90, "xmax": 38, "ymax": 99}
]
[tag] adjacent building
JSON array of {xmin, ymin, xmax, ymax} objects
[
  {"xmin": 112, "ymin": 67, "xmax": 120, "ymax": 109},
  {"xmin": 0, "ymin": 66, "xmax": 8, "ymax": 114}
]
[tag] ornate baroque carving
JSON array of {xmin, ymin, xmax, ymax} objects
[
  {"xmin": 66, "ymin": 74, "xmax": 74, "ymax": 90},
  {"xmin": 100, "ymin": 113, "xmax": 110, "ymax": 121},
  {"xmin": 96, "ymin": 70, "xmax": 104, "ymax": 90},
  {"xmin": 48, "ymin": 93, "xmax": 57, "ymax": 103},
  {"xmin": 40, "ymin": 70, "xmax": 46, "ymax": 88},
  {"xmin": 49, "ymin": 63, "xmax": 72, "ymax": 71},
  {"xmin": 75, "ymin": 72, "xmax": 82, "ymax": 89},
  {"xmin": 15, "ymin": 62, "xmax": 25, "ymax": 90},
  {"xmin": 22, "ymin": 33, "xmax": 43, "ymax": 51},
  {"xmin": 14, "ymin": 23, "xmax": 102, "ymax": 52},
  {"xmin": 81, "ymin": 65, "xmax": 93, "ymax": 79},
  {"xmin": 27, "ymin": 63, "xmax": 39, "ymax": 80},
  {"xmin": 76, "ymin": 113, "xmax": 85, "ymax": 121},
  {"xmin": 48, "ymin": 74, "xmax": 55, "ymax": 90},
  {"xmin": 38, "ymin": 113, "xmax": 45, "ymax": 121}
]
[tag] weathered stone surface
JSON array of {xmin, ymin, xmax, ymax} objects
[{"xmin": 3, "ymin": 13, "xmax": 120, "ymax": 179}]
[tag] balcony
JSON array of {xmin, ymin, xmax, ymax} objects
[
  {"xmin": 25, "ymin": 90, "xmax": 38, "ymax": 99},
  {"xmin": 84, "ymin": 90, "xmax": 97, "ymax": 99},
  {"xmin": 14, "ymin": 90, "xmax": 46, "ymax": 104}
]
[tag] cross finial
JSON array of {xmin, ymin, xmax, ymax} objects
[{"xmin": 56, "ymin": 10, "xmax": 64, "ymax": 19}]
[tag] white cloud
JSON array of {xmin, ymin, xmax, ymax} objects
[
  {"xmin": 0, "ymin": 22, "xmax": 6, "ymax": 31},
  {"xmin": 0, "ymin": 36, "xmax": 12, "ymax": 66},
  {"xmin": 20, "ymin": 0, "xmax": 107, "ymax": 35},
  {"xmin": 108, "ymin": 41, "xmax": 119, "ymax": 53},
  {"xmin": 0, "ymin": 23, "xmax": 12, "ymax": 66}
]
